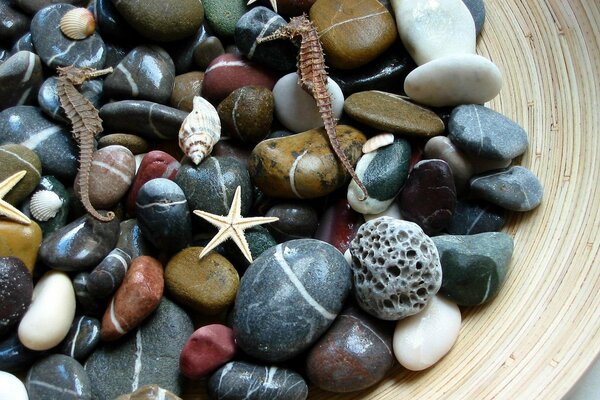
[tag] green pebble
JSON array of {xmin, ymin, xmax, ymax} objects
[
  {"xmin": 203, "ymin": 0, "xmax": 249, "ymax": 37},
  {"xmin": 0, "ymin": 144, "xmax": 42, "ymax": 205}
]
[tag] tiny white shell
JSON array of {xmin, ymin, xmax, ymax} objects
[
  {"xmin": 59, "ymin": 8, "xmax": 96, "ymax": 40},
  {"xmin": 362, "ymin": 133, "xmax": 395, "ymax": 154},
  {"xmin": 30, "ymin": 190, "xmax": 63, "ymax": 222},
  {"xmin": 179, "ymin": 96, "xmax": 221, "ymax": 165}
]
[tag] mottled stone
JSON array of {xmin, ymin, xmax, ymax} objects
[
  {"xmin": 0, "ymin": 220, "xmax": 42, "ymax": 272},
  {"xmin": 180, "ymin": 324, "xmax": 236, "ymax": 379},
  {"xmin": 0, "ymin": 371, "xmax": 28, "ymax": 400},
  {"xmin": 98, "ymin": 134, "xmax": 149, "ymax": 155},
  {"xmin": 87, "ymin": 248, "xmax": 132, "ymax": 298},
  {"xmin": 203, "ymin": 0, "xmax": 248, "ymax": 37},
  {"xmin": 447, "ymin": 199, "xmax": 506, "ymax": 235},
  {"xmin": 115, "ymin": 385, "xmax": 182, "ymax": 400},
  {"xmin": 57, "ymin": 315, "xmax": 101, "ymax": 361},
  {"xmin": 265, "ymin": 203, "xmax": 319, "ymax": 242},
  {"xmin": 26, "ymin": 354, "xmax": 91, "ymax": 399},
  {"xmin": 0, "ymin": 143, "xmax": 41, "ymax": 205},
  {"xmin": 218, "ymin": 86, "xmax": 274, "ymax": 145},
  {"xmin": 0, "ymin": 257, "xmax": 33, "ymax": 337},
  {"xmin": 0, "ymin": 51, "xmax": 42, "ymax": 110},
  {"xmin": 314, "ymin": 197, "xmax": 363, "ymax": 254},
  {"xmin": 169, "ymin": 72, "xmax": 204, "ymax": 112},
  {"xmin": 38, "ymin": 76, "xmax": 103, "ymax": 124},
  {"xmin": 0, "ymin": 332, "xmax": 43, "ymax": 372}
]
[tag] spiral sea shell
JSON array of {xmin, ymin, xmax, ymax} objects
[
  {"xmin": 179, "ymin": 96, "xmax": 221, "ymax": 165},
  {"xmin": 60, "ymin": 8, "xmax": 96, "ymax": 40},
  {"xmin": 30, "ymin": 190, "xmax": 63, "ymax": 222},
  {"xmin": 362, "ymin": 133, "xmax": 395, "ymax": 154}
]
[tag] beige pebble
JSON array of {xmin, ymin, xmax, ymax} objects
[{"xmin": 0, "ymin": 371, "xmax": 28, "ymax": 400}]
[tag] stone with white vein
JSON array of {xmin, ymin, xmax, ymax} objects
[{"xmin": 25, "ymin": 354, "xmax": 91, "ymax": 400}]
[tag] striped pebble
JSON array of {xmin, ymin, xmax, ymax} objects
[
  {"xmin": 87, "ymin": 248, "xmax": 133, "ymax": 298},
  {"xmin": 0, "ymin": 50, "xmax": 43, "ymax": 111}
]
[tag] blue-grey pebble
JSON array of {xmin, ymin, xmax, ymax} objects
[
  {"xmin": 26, "ymin": 354, "xmax": 92, "ymax": 400},
  {"xmin": 93, "ymin": 0, "xmax": 143, "ymax": 46},
  {"xmin": 73, "ymin": 272, "xmax": 107, "ymax": 318},
  {"xmin": 57, "ymin": 315, "xmax": 101, "ymax": 361},
  {"xmin": 208, "ymin": 361, "xmax": 308, "ymax": 400},
  {"xmin": 0, "ymin": 50, "xmax": 43, "ymax": 111},
  {"xmin": 104, "ymin": 45, "xmax": 175, "ymax": 104},
  {"xmin": 11, "ymin": 0, "xmax": 88, "ymax": 15},
  {"xmin": 86, "ymin": 248, "xmax": 132, "ymax": 298},
  {"xmin": 99, "ymin": 100, "xmax": 187, "ymax": 140},
  {"xmin": 470, "ymin": 166, "xmax": 543, "ymax": 211},
  {"xmin": 0, "ymin": 48, "xmax": 7, "ymax": 64},
  {"xmin": 135, "ymin": 178, "xmax": 192, "ymax": 254},
  {"xmin": 116, "ymin": 219, "xmax": 156, "ymax": 259},
  {"xmin": 168, "ymin": 22, "xmax": 211, "ymax": 74},
  {"xmin": 232, "ymin": 239, "xmax": 352, "ymax": 362},
  {"xmin": 103, "ymin": 41, "xmax": 130, "ymax": 69},
  {"xmin": 448, "ymin": 104, "xmax": 529, "ymax": 161},
  {"xmin": 446, "ymin": 199, "xmax": 506, "ymax": 235},
  {"xmin": 30, "ymin": 3, "xmax": 106, "ymax": 69},
  {"xmin": 38, "ymin": 76, "xmax": 103, "ymax": 123},
  {"xmin": 265, "ymin": 202, "xmax": 319, "ymax": 242},
  {"xmin": 0, "ymin": 331, "xmax": 43, "ymax": 372},
  {"xmin": 222, "ymin": 225, "xmax": 277, "ymax": 271},
  {"xmin": 0, "ymin": 105, "xmax": 79, "ymax": 181},
  {"xmin": 10, "ymin": 32, "xmax": 35, "ymax": 54},
  {"xmin": 85, "ymin": 297, "xmax": 194, "ymax": 400},
  {"xmin": 463, "ymin": 0, "xmax": 485, "ymax": 35},
  {"xmin": 0, "ymin": 2, "xmax": 29, "ymax": 46}
]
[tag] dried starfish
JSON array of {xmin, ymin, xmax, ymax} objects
[
  {"xmin": 0, "ymin": 170, "xmax": 31, "ymax": 225},
  {"xmin": 258, "ymin": 14, "xmax": 369, "ymax": 200},
  {"xmin": 193, "ymin": 186, "xmax": 278, "ymax": 263},
  {"xmin": 56, "ymin": 65, "xmax": 114, "ymax": 222},
  {"xmin": 247, "ymin": 0, "xmax": 278, "ymax": 13}
]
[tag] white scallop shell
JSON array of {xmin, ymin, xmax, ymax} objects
[
  {"xmin": 30, "ymin": 190, "xmax": 63, "ymax": 222},
  {"xmin": 362, "ymin": 133, "xmax": 395, "ymax": 153},
  {"xmin": 59, "ymin": 8, "xmax": 96, "ymax": 40},
  {"xmin": 179, "ymin": 96, "xmax": 221, "ymax": 165}
]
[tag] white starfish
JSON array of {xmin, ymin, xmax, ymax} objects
[
  {"xmin": 193, "ymin": 186, "xmax": 278, "ymax": 263},
  {"xmin": 247, "ymin": 0, "xmax": 278, "ymax": 13},
  {"xmin": 0, "ymin": 170, "xmax": 31, "ymax": 225}
]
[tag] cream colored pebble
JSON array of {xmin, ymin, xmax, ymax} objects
[{"xmin": 0, "ymin": 371, "xmax": 28, "ymax": 400}]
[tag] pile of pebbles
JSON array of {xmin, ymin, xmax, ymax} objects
[{"xmin": 0, "ymin": 0, "xmax": 544, "ymax": 399}]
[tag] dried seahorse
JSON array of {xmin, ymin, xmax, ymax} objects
[
  {"xmin": 258, "ymin": 14, "xmax": 369, "ymax": 200},
  {"xmin": 56, "ymin": 65, "xmax": 115, "ymax": 221}
]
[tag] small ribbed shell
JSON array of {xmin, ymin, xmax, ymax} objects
[
  {"xmin": 179, "ymin": 96, "xmax": 221, "ymax": 165},
  {"xmin": 362, "ymin": 133, "xmax": 395, "ymax": 154},
  {"xmin": 60, "ymin": 8, "xmax": 96, "ymax": 40},
  {"xmin": 30, "ymin": 190, "xmax": 63, "ymax": 221}
]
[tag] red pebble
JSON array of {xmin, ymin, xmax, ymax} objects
[
  {"xmin": 201, "ymin": 54, "xmax": 277, "ymax": 103},
  {"xmin": 126, "ymin": 151, "xmax": 180, "ymax": 215},
  {"xmin": 179, "ymin": 324, "xmax": 236, "ymax": 379},
  {"xmin": 314, "ymin": 197, "xmax": 363, "ymax": 254}
]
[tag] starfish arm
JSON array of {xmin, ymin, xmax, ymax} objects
[
  {"xmin": 0, "ymin": 201, "xmax": 31, "ymax": 225},
  {"xmin": 0, "ymin": 170, "xmax": 27, "ymax": 198},
  {"xmin": 228, "ymin": 186, "xmax": 243, "ymax": 220},
  {"xmin": 199, "ymin": 226, "xmax": 235, "ymax": 259},
  {"xmin": 231, "ymin": 226, "xmax": 254, "ymax": 263},
  {"xmin": 234, "ymin": 216, "xmax": 279, "ymax": 230},
  {"xmin": 246, "ymin": 0, "xmax": 278, "ymax": 12},
  {"xmin": 193, "ymin": 210, "xmax": 230, "ymax": 227}
]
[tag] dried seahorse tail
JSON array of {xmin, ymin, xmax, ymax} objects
[{"xmin": 77, "ymin": 133, "xmax": 114, "ymax": 222}]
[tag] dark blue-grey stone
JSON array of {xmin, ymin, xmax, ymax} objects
[
  {"xmin": 208, "ymin": 361, "xmax": 308, "ymax": 400},
  {"xmin": 463, "ymin": 0, "xmax": 485, "ymax": 35},
  {"xmin": 86, "ymin": 248, "xmax": 132, "ymax": 298},
  {"xmin": 99, "ymin": 100, "xmax": 187, "ymax": 140},
  {"xmin": 57, "ymin": 316, "xmax": 101, "ymax": 361},
  {"xmin": 26, "ymin": 354, "xmax": 92, "ymax": 400},
  {"xmin": 21, "ymin": 176, "xmax": 71, "ymax": 237},
  {"xmin": 222, "ymin": 225, "xmax": 277, "ymax": 271},
  {"xmin": 116, "ymin": 219, "xmax": 156, "ymax": 259},
  {"xmin": 93, "ymin": 0, "xmax": 143, "ymax": 46},
  {"xmin": 448, "ymin": 104, "xmax": 529, "ymax": 161},
  {"xmin": 73, "ymin": 272, "xmax": 107, "ymax": 318},
  {"xmin": 234, "ymin": 6, "xmax": 297, "ymax": 72},
  {"xmin": 470, "ymin": 166, "xmax": 544, "ymax": 211},
  {"xmin": 30, "ymin": 4, "xmax": 106, "ymax": 69},
  {"xmin": 0, "ymin": 105, "xmax": 79, "ymax": 181},
  {"xmin": 167, "ymin": 22, "xmax": 212, "ymax": 74},
  {"xmin": 0, "ymin": 50, "xmax": 43, "ymax": 111},
  {"xmin": 446, "ymin": 199, "xmax": 506, "ymax": 235},
  {"xmin": 38, "ymin": 76, "xmax": 103, "ymax": 123},
  {"xmin": 10, "ymin": 32, "xmax": 35, "ymax": 54},
  {"xmin": 433, "ymin": 232, "xmax": 514, "ymax": 306},
  {"xmin": 0, "ymin": 257, "xmax": 32, "ymax": 337},
  {"xmin": 85, "ymin": 297, "xmax": 194, "ymax": 400},
  {"xmin": 104, "ymin": 45, "xmax": 175, "ymax": 104},
  {"xmin": 0, "ymin": 332, "xmax": 43, "ymax": 372},
  {"xmin": 103, "ymin": 41, "xmax": 130, "ymax": 70},
  {"xmin": 11, "ymin": 0, "xmax": 88, "ymax": 15},
  {"xmin": 135, "ymin": 178, "xmax": 192, "ymax": 254},
  {"xmin": 232, "ymin": 239, "xmax": 352, "ymax": 362},
  {"xmin": 0, "ymin": 1, "xmax": 29, "ymax": 45},
  {"xmin": 38, "ymin": 213, "xmax": 120, "ymax": 272},
  {"xmin": 265, "ymin": 202, "xmax": 319, "ymax": 242}
]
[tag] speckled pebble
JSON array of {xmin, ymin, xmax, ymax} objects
[
  {"xmin": 0, "ymin": 257, "xmax": 33, "ymax": 337},
  {"xmin": 470, "ymin": 166, "xmax": 543, "ymax": 211}
]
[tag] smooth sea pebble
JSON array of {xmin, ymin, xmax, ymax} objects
[
  {"xmin": 109, "ymin": 0, "xmax": 203, "ymax": 42},
  {"xmin": 449, "ymin": 104, "xmax": 529, "ymax": 161},
  {"xmin": 30, "ymin": 4, "xmax": 106, "ymax": 69},
  {"xmin": 363, "ymin": 201, "xmax": 402, "ymax": 221},
  {"xmin": 73, "ymin": 272, "xmax": 107, "ymax": 318},
  {"xmin": 101, "ymin": 256, "xmax": 164, "ymax": 341},
  {"xmin": 202, "ymin": 53, "xmax": 277, "ymax": 103},
  {"xmin": 348, "ymin": 138, "xmax": 411, "ymax": 215},
  {"xmin": 98, "ymin": 134, "xmax": 149, "ymax": 155},
  {"xmin": 165, "ymin": 247, "xmax": 239, "ymax": 314},
  {"xmin": 391, "ymin": 0, "xmax": 476, "ymax": 66},
  {"xmin": 434, "ymin": 232, "xmax": 514, "ymax": 305},
  {"xmin": 221, "ymin": 226, "xmax": 277, "ymax": 270},
  {"xmin": 232, "ymin": 239, "xmax": 352, "ymax": 362},
  {"xmin": 87, "ymin": 248, "xmax": 132, "ymax": 298},
  {"xmin": 203, "ymin": 0, "xmax": 248, "ymax": 37},
  {"xmin": 398, "ymin": 159, "xmax": 457, "ymax": 235},
  {"xmin": 249, "ymin": 125, "xmax": 365, "ymax": 199},
  {"xmin": 392, "ymin": 295, "xmax": 462, "ymax": 370},
  {"xmin": 11, "ymin": 0, "xmax": 88, "ymax": 14},
  {"xmin": 273, "ymin": 72, "xmax": 344, "ymax": 133},
  {"xmin": 234, "ymin": 6, "xmax": 297, "ymax": 72},
  {"xmin": 218, "ymin": 86, "xmax": 274, "ymax": 145},
  {"xmin": 349, "ymin": 217, "xmax": 442, "ymax": 320},
  {"xmin": 265, "ymin": 202, "xmax": 319, "ymax": 242},
  {"xmin": 18, "ymin": 271, "xmax": 76, "ymax": 351},
  {"xmin": 99, "ymin": 100, "xmax": 188, "ymax": 140},
  {"xmin": 306, "ymin": 306, "xmax": 395, "ymax": 392},
  {"xmin": 0, "ymin": 220, "xmax": 42, "ymax": 273},
  {"xmin": 103, "ymin": 42, "xmax": 129, "ymax": 69},
  {"xmin": 0, "ymin": 143, "xmax": 41, "ymax": 205},
  {"xmin": 57, "ymin": 316, "xmax": 101, "ymax": 361},
  {"xmin": 0, "ymin": 371, "xmax": 28, "ymax": 400},
  {"xmin": 11, "ymin": 32, "xmax": 35, "ymax": 54},
  {"xmin": 115, "ymin": 385, "xmax": 182, "ymax": 400},
  {"xmin": 135, "ymin": 178, "xmax": 192, "ymax": 253},
  {"xmin": 208, "ymin": 362, "xmax": 308, "ymax": 400},
  {"xmin": 424, "ymin": 136, "xmax": 473, "ymax": 192},
  {"xmin": 310, "ymin": 0, "xmax": 397, "ymax": 69},
  {"xmin": 404, "ymin": 54, "xmax": 502, "ymax": 107},
  {"xmin": 0, "ymin": 332, "xmax": 42, "ymax": 372},
  {"xmin": 104, "ymin": 46, "xmax": 176, "ymax": 104},
  {"xmin": 447, "ymin": 199, "xmax": 506, "ymax": 235},
  {"xmin": 167, "ymin": 23, "xmax": 211, "ymax": 74},
  {"xmin": 38, "ymin": 213, "xmax": 120, "ymax": 272},
  {"xmin": 0, "ymin": 106, "xmax": 78, "ymax": 181},
  {"xmin": 0, "ymin": 2, "xmax": 29, "ymax": 44},
  {"xmin": 344, "ymin": 91, "xmax": 444, "ymax": 137},
  {"xmin": 193, "ymin": 36, "xmax": 225, "ymax": 70},
  {"xmin": 468, "ymin": 154, "xmax": 512, "ymax": 175},
  {"xmin": 85, "ymin": 297, "xmax": 194, "ymax": 399},
  {"xmin": 116, "ymin": 219, "xmax": 155, "ymax": 259},
  {"xmin": 38, "ymin": 76, "xmax": 103, "ymax": 124},
  {"xmin": 25, "ymin": 354, "xmax": 91, "ymax": 400},
  {"xmin": 93, "ymin": 0, "xmax": 143, "ymax": 46},
  {"xmin": 314, "ymin": 197, "xmax": 363, "ymax": 254},
  {"xmin": 180, "ymin": 324, "xmax": 236, "ymax": 379},
  {"xmin": 170, "ymin": 72, "xmax": 204, "ymax": 112},
  {"xmin": 463, "ymin": 0, "xmax": 486, "ymax": 35},
  {"xmin": 0, "ymin": 257, "xmax": 33, "ymax": 337},
  {"xmin": 470, "ymin": 166, "xmax": 543, "ymax": 211},
  {"xmin": 0, "ymin": 51, "xmax": 42, "ymax": 111}
]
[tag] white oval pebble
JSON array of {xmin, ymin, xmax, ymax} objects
[
  {"xmin": 392, "ymin": 295, "xmax": 461, "ymax": 371},
  {"xmin": 404, "ymin": 54, "xmax": 503, "ymax": 107},
  {"xmin": 18, "ymin": 270, "xmax": 76, "ymax": 351},
  {"xmin": 0, "ymin": 371, "xmax": 29, "ymax": 400},
  {"xmin": 272, "ymin": 72, "xmax": 344, "ymax": 133},
  {"xmin": 391, "ymin": 0, "xmax": 476, "ymax": 65},
  {"xmin": 347, "ymin": 152, "xmax": 394, "ymax": 215},
  {"xmin": 363, "ymin": 202, "xmax": 402, "ymax": 222}
]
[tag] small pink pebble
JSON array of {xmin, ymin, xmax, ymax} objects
[{"xmin": 179, "ymin": 324, "xmax": 236, "ymax": 379}]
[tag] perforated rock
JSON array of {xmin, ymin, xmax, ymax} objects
[{"xmin": 349, "ymin": 217, "xmax": 442, "ymax": 320}]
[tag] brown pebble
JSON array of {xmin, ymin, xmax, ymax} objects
[
  {"xmin": 98, "ymin": 133, "xmax": 150, "ymax": 155},
  {"xmin": 169, "ymin": 71, "xmax": 204, "ymax": 112}
]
